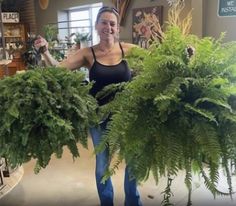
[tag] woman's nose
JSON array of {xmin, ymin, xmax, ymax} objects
[{"xmin": 105, "ymin": 23, "xmax": 111, "ymax": 30}]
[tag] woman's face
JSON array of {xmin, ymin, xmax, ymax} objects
[{"xmin": 96, "ymin": 12, "xmax": 119, "ymax": 41}]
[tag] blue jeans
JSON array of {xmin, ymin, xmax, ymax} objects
[{"xmin": 89, "ymin": 120, "xmax": 142, "ymax": 206}]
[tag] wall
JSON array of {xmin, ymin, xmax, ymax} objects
[
  {"xmin": 191, "ymin": 0, "xmax": 203, "ymax": 38},
  {"xmin": 33, "ymin": 0, "xmax": 236, "ymax": 44},
  {"xmin": 118, "ymin": 0, "xmax": 169, "ymax": 42},
  {"xmin": 34, "ymin": 0, "xmax": 193, "ymax": 43},
  {"xmin": 19, "ymin": 0, "xmax": 37, "ymax": 34},
  {"xmin": 34, "ymin": 0, "xmax": 112, "ymax": 36},
  {"xmin": 203, "ymin": 0, "xmax": 236, "ymax": 42}
]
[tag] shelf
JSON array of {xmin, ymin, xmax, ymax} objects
[{"xmin": 4, "ymin": 36, "xmax": 22, "ymax": 38}]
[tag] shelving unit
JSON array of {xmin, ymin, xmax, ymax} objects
[
  {"xmin": 0, "ymin": 23, "xmax": 28, "ymax": 78},
  {"xmin": 3, "ymin": 22, "xmax": 28, "ymax": 58},
  {"xmin": 3, "ymin": 23, "xmax": 28, "ymax": 45}
]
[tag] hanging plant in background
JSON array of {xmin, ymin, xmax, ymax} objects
[
  {"xmin": 0, "ymin": 68, "xmax": 98, "ymax": 173},
  {"xmin": 97, "ymin": 2, "xmax": 236, "ymax": 206}
]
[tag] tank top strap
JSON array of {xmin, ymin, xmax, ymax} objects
[
  {"xmin": 119, "ymin": 42, "xmax": 125, "ymax": 58},
  {"xmin": 90, "ymin": 47, "xmax": 97, "ymax": 61}
]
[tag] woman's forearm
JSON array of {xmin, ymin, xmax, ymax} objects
[{"xmin": 42, "ymin": 50, "xmax": 59, "ymax": 67}]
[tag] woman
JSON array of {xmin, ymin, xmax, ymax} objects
[{"xmin": 35, "ymin": 6, "xmax": 142, "ymax": 206}]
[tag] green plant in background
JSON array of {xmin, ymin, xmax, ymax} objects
[
  {"xmin": 42, "ymin": 24, "xmax": 65, "ymax": 61},
  {"xmin": 0, "ymin": 68, "xmax": 98, "ymax": 173},
  {"xmin": 43, "ymin": 24, "xmax": 58, "ymax": 42},
  {"xmin": 72, "ymin": 32, "xmax": 91, "ymax": 45},
  {"xmin": 96, "ymin": 24, "xmax": 236, "ymax": 206}
]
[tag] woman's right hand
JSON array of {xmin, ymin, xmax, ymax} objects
[{"xmin": 34, "ymin": 36, "xmax": 49, "ymax": 54}]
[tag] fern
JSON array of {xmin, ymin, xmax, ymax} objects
[
  {"xmin": 97, "ymin": 25, "xmax": 236, "ymax": 205},
  {"xmin": 0, "ymin": 68, "xmax": 98, "ymax": 172}
]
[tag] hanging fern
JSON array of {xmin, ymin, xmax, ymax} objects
[
  {"xmin": 96, "ymin": 25, "xmax": 236, "ymax": 204},
  {"xmin": 0, "ymin": 68, "xmax": 98, "ymax": 173}
]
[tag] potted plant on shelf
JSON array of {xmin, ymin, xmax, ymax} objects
[{"xmin": 73, "ymin": 32, "xmax": 91, "ymax": 49}]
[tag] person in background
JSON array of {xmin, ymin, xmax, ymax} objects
[{"xmin": 34, "ymin": 6, "xmax": 142, "ymax": 206}]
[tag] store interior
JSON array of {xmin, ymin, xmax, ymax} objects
[
  {"xmin": 1, "ymin": 0, "xmax": 236, "ymax": 206},
  {"xmin": 1, "ymin": 138, "xmax": 236, "ymax": 206}
]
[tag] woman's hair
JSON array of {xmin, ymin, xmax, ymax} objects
[{"xmin": 96, "ymin": 6, "xmax": 120, "ymax": 24}]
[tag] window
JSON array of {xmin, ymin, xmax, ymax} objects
[{"xmin": 57, "ymin": 2, "xmax": 102, "ymax": 46}]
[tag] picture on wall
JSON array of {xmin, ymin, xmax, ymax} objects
[{"xmin": 132, "ymin": 6, "xmax": 163, "ymax": 48}]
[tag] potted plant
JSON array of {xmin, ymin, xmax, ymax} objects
[
  {"xmin": 43, "ymin": 24, "xmax": 57, "ymax": 43},
  {"xmin": 73, "ymin": 32, "xmax": 91, "ymax": 49},
  {"xmin": 96, "ymin": 2, "xmax": 236, "ymax": 205},
  {"xmin": 0, "ymin": 68, "xmax": 98, "ymax": 173}
]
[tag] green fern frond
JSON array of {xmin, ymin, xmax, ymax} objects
[
  {"xmin": 184, "ymin": 104, "xmax": 218, "ymax": 124},
  {"xmin": 95, "ymin": 24, "xmax": 236, "ymax": 204},
  {"xmin": 200, "ymin": 166, "xmax": 230, "ymax": 197},
  {"xmin": 195, "ymin": 97, "xmax": 232, "ymax": 111}
]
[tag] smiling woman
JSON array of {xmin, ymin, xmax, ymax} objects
[
  {"xmin": 39, "ymin": 0, "xmax": 49, "ymax": 10},
  {"xmin": 33, "ymin": 6, "xmax": 142, "ymax": 205}
]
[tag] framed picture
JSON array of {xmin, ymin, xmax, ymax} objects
[{"xmin": 132, "ymin": 6, "xmax": 163, "ymax": 48}]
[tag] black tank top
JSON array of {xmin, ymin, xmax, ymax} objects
[{"xmin": 89, "ymin": 42, "xmax": 131, "ymax": 106}]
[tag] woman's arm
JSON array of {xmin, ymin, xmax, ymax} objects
[
  {"xmin": 41, "ymin": 50, "xmax": 60, "ymax": 67},
  {"xmin": 120, "ymin": 42, "xmax": 138, "ymax": 55},
  {"xmin": 59, "ymin": 47, "xmax": 89, "ymax": 70},
  {"xmin": 34, "ymin": 36, "xmax": 89, "ymax": 70}
]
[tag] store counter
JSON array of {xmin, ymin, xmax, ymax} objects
[
  {"xmin": 0, "ymin": 58, "xmax": 25, "ymax": 79},
  {"xmin": 0, "ymin": 59, "xmax": 11, "ymax": 78}
]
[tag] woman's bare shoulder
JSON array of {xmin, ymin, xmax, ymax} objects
[
  {"xmin": 120, "ymin": 42, "xmax": 138, "ymax": 49},
  {"xmin": 120, "ymin": 42, "xmax": 138, "ymax": 54}
]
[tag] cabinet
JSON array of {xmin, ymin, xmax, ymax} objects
[
  {"xmin": 0, "ymin": 58, "xmax": 25, "ymax": 79},
  {"xmin": 3, "ymin": 23, "xmax": 28, "ymax": 47},
  {"xmin": 0, "ymin": 23, "xmax": 28, "ymax": 77}
]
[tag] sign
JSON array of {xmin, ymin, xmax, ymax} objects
[
  {"xmin": 218, "ymin": 0, "xmax": 236, "ymax": 16},
  {"xmin": 1, "ymin": 12, "xmax": 20, "ymax": 23}
]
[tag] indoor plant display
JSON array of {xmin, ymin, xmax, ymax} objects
[
  {"xmin": 96, "ymin": 2, "xmax": 236, "ymax": 206},
  {"xmin": 43, "ymin": 24, "xmax": 58, "ymax": 43},
  {"xmin": 73, "ymin": 32, "xmax": 91, "ymax": 48},
  {"xmin": 0, "ymin": 68, "xmax": 98, "ymax": 173},
  {"xmin": 42, "ymin": 24, "xmax": 64, "ymax": 61}
]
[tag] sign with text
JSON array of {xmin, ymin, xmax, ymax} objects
[
  {"xmin": 1, "ymin": 12, "xmax": 20, "ymax": 23},
  {"xmin": 218, "ymin": 0, "xmax": 236, "ymax": 16}
]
